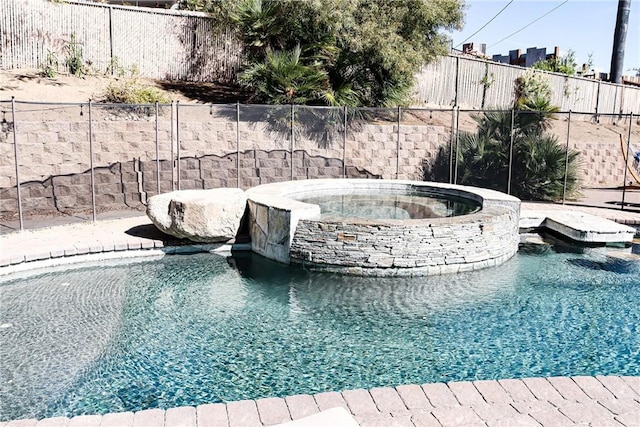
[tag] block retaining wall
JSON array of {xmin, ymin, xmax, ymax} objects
[{"xmin": 0, "ymin": 116, "xmax": 630, "ymax": 220}]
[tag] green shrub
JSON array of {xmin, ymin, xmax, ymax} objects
[
  {"xmin": 102, "ymin": 78, "xmax": 170, "ymax": 104},
  {"xmin": 423, "ymin": 72, "xmax": 580, "ymax": 201}
]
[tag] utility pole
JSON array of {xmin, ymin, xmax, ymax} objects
[{"xmin": 609, "ymin": 0, "xmax": 630, "ymax": 83}]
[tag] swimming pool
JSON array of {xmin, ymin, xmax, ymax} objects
[{"xmin": 1, "ymin": 242, "xmax": 639, "ymax": 421}]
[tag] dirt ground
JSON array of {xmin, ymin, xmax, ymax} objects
[{"xmin": 0, "ymin": 69, "xmax": 248, "ymax": 104}]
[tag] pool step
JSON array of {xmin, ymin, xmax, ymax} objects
[{"xmin": 520, "ymin": 210, "xmax": 636, "ymax": 244}]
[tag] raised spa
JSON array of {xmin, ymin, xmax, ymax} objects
[{"xmin": 246, "ymin": 179, "xmax": 521, "ymax": 276}]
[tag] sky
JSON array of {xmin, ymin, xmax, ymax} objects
[{"xmin": 446, "ymin": 0, "xmax": 639, "ymax": 75}]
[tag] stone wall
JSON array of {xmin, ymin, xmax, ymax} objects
[
  {"xmin": 289, "ymin": 207, "xmax": 518, "ymax": 276},
  {"xmin": 246, "ymin": 180, "xmax": 521, "ymax": 276}
]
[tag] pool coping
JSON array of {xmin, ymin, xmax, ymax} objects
[
  {"xmin": 1, "ymin": 210, "xmax": 639, "ymax": 426},
  {"xmin": 1, "ymin": 376, "xmax": 639, "ymax": 426}
]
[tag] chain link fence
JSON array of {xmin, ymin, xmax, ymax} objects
[{"xmin": 1, "ymin": 100, "xmax": 638, "ymax": 232}]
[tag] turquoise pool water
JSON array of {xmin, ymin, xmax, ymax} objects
[
  {"xmin": 0, "ymin": 242, "xmax": 639, "ymax": 420},
  {"xmin": 295, "ymin": 191, "xmax": 481, "ymax": 220}
]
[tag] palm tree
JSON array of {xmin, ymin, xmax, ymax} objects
[{"xmin": 425, "ymin": 106, "xmax": 580, "ymax": 201}]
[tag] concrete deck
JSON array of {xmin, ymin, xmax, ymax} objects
[
  {"xmin": 1, "ymin": 203, "xmax": 639, "ymax": 426},
  {"xmin": 1, "ymin": 376, "xmax": 639, "ymax": 427}
]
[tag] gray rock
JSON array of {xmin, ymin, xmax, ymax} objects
[{"xmin": 146, "ymin": 188, "xmax": 247, "ymax": 242}]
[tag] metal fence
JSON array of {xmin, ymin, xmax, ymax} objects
[{"xmin": 0, "ymin": 99, "xmax": 638, "ymax": 232}]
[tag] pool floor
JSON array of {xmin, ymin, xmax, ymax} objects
[{"xmin": 1, "ymin": 244, "xmax": 639, "ymax": 421}]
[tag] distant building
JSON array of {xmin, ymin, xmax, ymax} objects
[
  {"xmin": 462, "ymin": 42, "xmax": 487, "ymax": 58},
  {"xmin": 78, "ymin": 0, "xmax": 178, "ymax": 8},
  {"xmin": 492, "ymin": 46, "xmax": 560, "ymax": 68}
]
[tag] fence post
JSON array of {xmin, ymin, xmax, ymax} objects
[
  {"xmin": 170, "ymin": 101, "xmax": 175, "ymax": 191},
  {"xmin": 621, "ymin": 112, "xmax": 634, "ymax": 210},
  {"xmin": 343, "ymin": 106, "xmax": 347, "ymax": 178},
  {"xmin": 176, "ymin": 101, "xmax": 181, "ymax": 190},
  {"xmin": 396, "ymin": 106, "xmax": 401, "ymax": 179},
  {"xmin": 88, "ymin": 100, "xmax": 97, "ymax": 223},
  {"xmin": 454, "ymin": 107, "xmax": 460, "ymax": 184},
  {"xmin": 155, "ymin": 102, "xmax": 160, "ymax": 195},
  {"xmin": 449, "ymin": 107, "xmax": 456, "ymax": 184},
  {"xmin": 454, "ymin": 56, "xmax": 460, "ymax": 107},
  {"xmin": 594, "ymin": 80, "xmax": 601, "ymax": 123},
  {"xmin": 291, "ymin": 104, "xmax": 295, "ymax": 181},
  {"xmin": 562, "ymin": 110, "xmax": 572, "ymax": 204},
  {"xmin": 236, "ymin": 102, "xmax": 240, "ymax": 188},
  {"xmin": 10, "ymin": 97, "xmax": 23, "ymax": 231},
  {"xmin": 507, "ymin": 108, "xmax": 515, "ymax": 195},
  {"xmin": 108, "ymin": 6, "xmax": 115, "ymax": 72}
]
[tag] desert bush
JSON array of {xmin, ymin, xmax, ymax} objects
[{"xmin": 102, "ymin": 78, "xmax": 170, "ymax": 104}]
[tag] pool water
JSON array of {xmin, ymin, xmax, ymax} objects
[
  {"xmin": 295, "ymin": 191, "xmax": 481, "ymax": 220},
  {"xmin": 1, "ymin": 243, "xmax": 639, "ymax": 420}
]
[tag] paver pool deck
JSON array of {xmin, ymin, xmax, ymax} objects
[{"xmin": 1, "ymin": 202, "xmax": 639, "ymax": 427}]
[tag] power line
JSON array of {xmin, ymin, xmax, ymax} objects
[
  {"xmin": 455, "ymin": 0, "xmax": 514, "ymax": 48},
  {"xmin": 488, "ymin": 0, "xmax": 569, "ymax": 49}
]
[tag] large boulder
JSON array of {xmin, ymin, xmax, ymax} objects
[{"xmin": 146, "ymin": 188, "xmax": 247, "ymax": 242}]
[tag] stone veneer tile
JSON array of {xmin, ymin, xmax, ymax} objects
[
  {"xmin": 596, "ymin": 376, "xmax": 640, "ymax": 400},
  {"xmin": 5, "ymin": 421, "xmax": 38, "ymax": 427},
  {"xmin": 598, "ymin": 398, "xmax": 640, "ymax": 416},
  {"xmin": 9, "ymin": 255, "xmax": 26, "ymax": 264},
  {"xmin": 313, "ymin": 391, "xmax": 349, "ymax": 412},
  {"xmin": 421, "ymin": 382, "xmax": 459, "ymax": 407},
  {"xmin": 431, "ymin": 406, "xmax": 485, "ymax": 426},
  {"xmin": 101, "ymin": 242, "xmax": 116, "ymax": 253},
  {"xmin": 341, "ymin": 389, "xmax": 380, "ymax": 416},
  {"xmin": 132, "ymin": 408, "xmax": 165, "ymax": 427},
  {"xmin": 368, "ymin": 387, "xmax": 408, "ymax": 414},
  {"xmin": 255, "ymin": 397, "xmax": 291, "ymax": 425},
  {"xmin": 68, "ymin": 415, "xmax": 101, "ymax": 427},
  {"xmin": 227, "ymin": 400, "xmax": 261, "ymax": 427},
  {"xmin": 196, "ymin": 403, "xmax": 228, "ymax": 427},
  {"xmin": 521, "ymin": 378, "xmax": 565, "ymax": 403},
  {"xmin": 73, "ymin": 244, "xmax": 90, "ymax": 255},
  {"xmin": 114, "ymin": 241, "xmax": 129, "ymax": 251},
  {"xmin": 447, "ymin": 381, "xmax": 485, "ymax": 406},
  {"xmin": 470, "ymin": 402, "xmax": 519, "ymax": 422},
  {"xmin": 356, "ymin": 414, "xmax": 414, "ymax": 427},
  {"xmin": 284, "ymin": 394, "xmax": 319, "ymax": 420},
  {"xmin": 395, "ymin": 384, "xmax": 432, "ymax": 410},
  {"xmin": 547, "ymin": 376, "xmax": 592, "ymax": 402},
  {"xmin": 572, "ymin": 376, "xmax": 617, "ymax": 400},
  {"xmin": 49, "ymin": 249, "xmax": 65, "ymax": 258},
  {"xmin": 527, "ymin": 407, "xmax": 574, "ymax": 426},
  {"xmin": 88, "ymin": 243, "xmax": 103, "ymax": 253},
  {"xmin": 101, "ymin": 412, "xmax": 134, "ymax": 427},
  {"xmin": 409, "ymin": 412, "xmax": 442, "ymax": 427},
  {"xmin": 511, "ymin": 400, "xmax": 558, "ymax": 415},
  {"xmin": 558, "ymin": 402, "xmax": 617, "ymax": 423},
  {"xmin": 615, "ymin": 412, "xmax": 640, "ymax": 426},
  {"xmin": 165, "ymin": 406, "xmax": 196, "ymax": 427},
  {"xmin": 34, "ymin": 418, "xmax": 68, "ymax": 427},
  {"xmin": 498, "ymin": 379, "xmax": 536, "ymax": 402},
  {"xmin": 484, "ymin": 414, "xmax": 541, "ymax": 427},
  {"xmin": 141, "ymin": 239, "xmax": 155, "ymax": 249},
  {"xmin": 472, "ymin": 380, "xmax": 513, "ymax": 404},
  {"xmin": 127, "ymin": 241, "xmax": 143, "ymax": 250},
  {"xmin": 618, "ymin": 376, "xmax": 640, "ymax": 397}
]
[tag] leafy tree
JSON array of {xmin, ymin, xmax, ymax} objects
[
  {"xmin": 224, "ymin": 0, "xmax": 464, "ymax": 107},
  {"xmin": 424, "ymin": 71, "xmax": 580, "ymax": 201}
]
